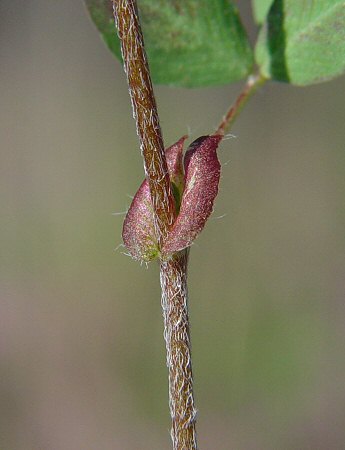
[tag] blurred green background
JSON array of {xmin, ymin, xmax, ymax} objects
[{"xmin": 1, "ymin": 1, "xmax": 345, "ymax": 449}]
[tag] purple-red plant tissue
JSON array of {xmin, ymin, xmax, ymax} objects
[
  {"xmin": 122, "ymin": 136, "xmax": 187, "ymax": 261},
  {"xmin": 161, "ymin": 135, "xmax": 222, "ymax": 256},
  {"xmin": 122, "ymin": 135, "xmax": 222, "ymax": 261}
]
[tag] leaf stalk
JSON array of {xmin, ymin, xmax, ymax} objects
[{"xmin": 216, "ymin": 73, "xmax": 266, "ymax": 136}]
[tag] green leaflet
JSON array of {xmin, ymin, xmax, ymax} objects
[
  {"xmin": 255, "ymin": 0, "xmax": 345, "ymax": 86},
  {"xmin": 85, "ymin": 0, "xmax": 253, "ymax": 87}
]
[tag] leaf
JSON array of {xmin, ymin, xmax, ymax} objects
[
  {"xmin": 252, "ymin": 0, "xmax": 274, "ymax": 24},
  {"xmin": 122, "ymin": 137, "xmax": 186, "ymax": 261},
  {"xmin": 255, "ymin": 0, "xmax": 345, "ymax": 85},
  {"xmin": 161, "ymin": 135, "xmax": 222, "ymax": 256},
  {"xmin": 85, "ymin": 0, "xmax": 253, "ymax": 87}
]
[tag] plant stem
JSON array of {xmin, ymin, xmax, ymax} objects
[
  {"xmin": 160, "ymin": 249, "xmax": 197, "ymax": 450},
  {"xmin": 112, "ymin": 0, "xmax": 175, "ymax": 245},
  {"xmin": 112, "ymin": 2, "xmax": 197, "ymax": 448},
  {"xmin": 113, "ymin": 3, "xmax": 264, "ymax": 448},
  {"xmin": 216, "ymin": 73, "xmax": 266, "ymax": 136}
]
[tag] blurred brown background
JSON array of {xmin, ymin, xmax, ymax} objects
[{"xmin": 1, "ymin": 1, "xmax": 345, "ymax": 449}]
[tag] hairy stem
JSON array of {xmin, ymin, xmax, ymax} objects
[
  {"xmin": 113, "ymin": 3, "xmax": 264, "ymax": 449},
  {"xmin": 113, "ymin": 2, "xmax": 197, "ymax": 448},
  {"xmin": 160, "ymin": 249, "xmax": 197, "ymax": 450},
  {"xmin": 216, "ymin": 73, "xmax": 266, "ymax": 136},
  {"xmin": 112, "ymin": 0, "xmax": 175, "ymax": 245}
]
